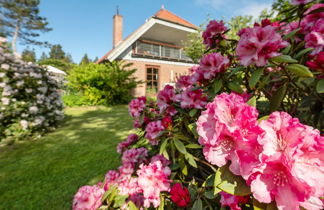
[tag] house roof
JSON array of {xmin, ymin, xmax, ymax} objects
[
  {"xmin": 97, "ymin": 8, "xmax": 197, "ymax": 64},
  {"xmin": 153, "ymin": 9, "xmax": 198, "ymax": 30}
]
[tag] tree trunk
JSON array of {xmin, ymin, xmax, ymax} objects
[{"xmin": 12, "ymin": 22, "xmax": 20, "ymax": 54}]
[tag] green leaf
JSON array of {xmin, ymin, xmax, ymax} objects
[
  {"xmin": 228, "ymin": 82, "xmax": 243, "ymax": 94},
  {"xmin": 204, "ymin": 190, "xmax": 216, "ymax": 199},
  {"xmin": 249, "ymin": 68, "xmax": 264, "ymax": 89},
  {"xmin": 159, "ymin": 139, "xmax": 169, "ymax": 154},
  {"xmin": 158, "ymin": 194, "xmax": 164, "ymax": 210},
  {"xmin": 113, "ymin": 194, "xmax": 128, "ymax": 208},
  {"xmin": 281, "ymin": 45, "xmax": 291, "ymax": 55},
  {"xmin": 185, "ymin": 143, "xmax": 202, "ymax": 149},
  {"xmin": 316, "ymin": 79, "xmax": 324, "ymax": 94},
  {"xmin": 192, "ymin": 198, "xmax": 203, "ymax": 210},
  {"xmin": 283, "ymin": 28, "xmax": 299, "ymax": 40},
  {"xmin": 128, "ymin": 201, "xmax": 138, "ymax": 210},
  {"xmin": 294, "ymin": 48, "xmax": 314, "ymax": 59},
  {"xmin": 174, "ymin": 138, "xmax": 187, "ymax": 154},
  {"xmin": 258, "ymin": 115, "xmax": 269, "ymax": 122},
  {"xmin": 214, "ymin": 164, "xmax": 251, "ymax": 196},
  {"xmin": 188, "ymin": 123, "xmax": 198, "ymax": 138},
  {"xmin": 270, "ymin": 55, "xmax": 298, "ymax": 63},
  {"xmin": 185, "ymin": 153, "xmax": 197, "ymax": 168},
  {"xmin": 286, "ymin": 64, "xmax": 313, "ymax": 78},
  {"xmin": 270, "ymin": 83, "xmax": 287, "ymax": 112},
  {"xmin": 203, "ymin": 174, "xmax": 215, "ymax": 187},
  {"xmin": 229, "ymin": 66, "xmax": 245, "ymax": 77},
  {"xmin": 189, "ymin": 109, "xmax": 198, "ymax": 117},
  {"xmin": 213, "ymin": 79, "xmax": 223, "ymax": 94},
  {"xmin": 247, "ymin": 96, "xmax": 256, "ymax": 107}
]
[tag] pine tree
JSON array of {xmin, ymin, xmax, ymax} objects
[
  {"xmin": 39, "ymin": 52, "xmax": 48, "ymax": 62},
  {"xmin": 22, "ymin": 48, "xmax": 36, "ymax": 62},
  {"xmin": 64, "ymin": 53, "xmax": 73, "ymax": 64},
  {"xmin": 80, "ymin": 53, "xmax": 90, "ymax": 65},
  {"xmin": 93, "ymin": 56, "xmax": 99, "ymax": 63},
  {"xmin": 49, "ymin": 44, "xmax": 65, "ymax": 60},
  {"xmin": 0, "ymin": 0, "xmax": 52, "ymax": 53}
]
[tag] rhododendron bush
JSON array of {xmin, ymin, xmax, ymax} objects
[
  {"xmin": 73, "ymin": 2, "xmax": 323, "ymax": 210},
  {"xmin": 0, "ymin": 39, "xmax": 64, "ymax": 143}
]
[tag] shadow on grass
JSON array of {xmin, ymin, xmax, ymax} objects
[{"xmin": 0, "ymin": 105, "xmax": 133, "ymax": 210}]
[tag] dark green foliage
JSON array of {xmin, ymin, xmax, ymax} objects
[
  {"xmin": 79, "ymin": 53, "xmax": 90, "ymax": 65},
  {"xmin": 49, "ymin": 44, "xmax": 66, "ymax": 60},
  {"xmin": 0, "ymin": 0, "xmax": 52, "ymax": 53},
  {"xmin": 21, "ymin": 47, "xmax": 36, "ymax": 62},
  {"xmin": 67, "ymin": 61, "xmax": 140, "ymax": 105},
  {"xmin": 38, "ymin": 58, "xmax": 74, "ymax": 72}
]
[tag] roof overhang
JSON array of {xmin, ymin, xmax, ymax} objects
[{"xmin": 98, "ymin": 18, "xmax": 197, "ymax": 63}]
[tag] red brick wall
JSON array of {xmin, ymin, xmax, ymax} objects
[{"xmin": 125, "ymin": 59, "xmax": 192, "ymax": 97}]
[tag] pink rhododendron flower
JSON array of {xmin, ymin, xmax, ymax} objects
[
  {"xmin": 291, "ymin": 0, "xmax": 313, "ymax": 5},
  {"xmin": 220, "ymin": 191, "xmax": 249, "ymax": 210},
  {"xmin": 129, "ymin": 96, "xmax": 146, "ymax": 118},
  {"xmin": 118, "ymin": 177, "xmax": 142, "ymax": 196},
  {"xmin": 72, "ymin": 185, "xmax": 104, "ymax": 210},
  {"xmin": 305, "ymin": 19, "xmax": 324, "ymax": 55},
  {"xmin": 175, "ymin": 75, "xmax": 193, "ymax": 91},
  {"xmin": 301, "ymin": 4, "xmax": 324, "ymax": 33},
  {"xmin": 162, "ymin": 116, "xmax": 172, "ymax": 129},
  {"xmin": 249, "ymin": 112, "xmax": 324, "ymax": 210},
  {"xmin": 121, "ymin": 147, "xmax": 148, "ymax": 165},
  {"xmin": 170, "ymin": 183, "xmax": 191, "ymax": 207},
  {"xmin": 145, "ymin": 120, "xmax": 165, "ymax": 145},
  {"xmin": 137, "ymin": 160, "xmax": 171, "ymax": 208},
  {"xmin": 236, "ymin": 25, "xmax": 288, "ymax": 67},
  {"xmin": 157, "ymin": 85, "xmax": 176, "ymax": 113},
  {"xmin": 307, "ymin": 52, "xmax": 324, "ymax": 73},
  {"xmin": 202, "ymin": 20, "xmax": 227, "ymax": 48},
  {"xmin": 165, "ymin": 105, "xmax": 177, "ymax": 117},
  {"xmin": 177, "ymin": 88, "xmax": 207, "ymax": 109},
  {"xmin": 104, "ymin": 170, "xmax": 119, "ymax": 190},
  {"xmin": 117, "ymin": 133, "xmax": 139, "ymax": 153},
  {"xmin": 197, "ymin": 92, "xmax": 263, "ymax": 178},
  {"xmin": 191, "ymin": 53, "xmax": 229, "ymax": 83}
]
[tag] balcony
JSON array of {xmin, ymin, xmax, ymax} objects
[{"xmin": 132, "ymin": 40, "xmax": 193, "ymax": 63}]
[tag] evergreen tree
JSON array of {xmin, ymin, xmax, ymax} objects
[
  {"xmin": 39, "ymin": 52, "xmax": 48, "ymax": 62},
  {"xmin": 49, "ymin": 44, "xmax": 66, "ymax": 60},
  {"xmin": 80, "ymin": 53, "xmax": 90, "ymax": 65},
  {"xmin": 21, "ymin": 48, "xmax": 36, "ymax": 62},
  {"xmin": 64, "ymin": 53, "xmax": 73, "ymax": 64},
  {"xmin": 0, "ymin": 0, "xmax": 52, "ymax": 53},
  {"xmin": 93, "ymin": 56, "xmax": 99, "ymax": 63}
]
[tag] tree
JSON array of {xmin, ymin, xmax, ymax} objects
[
  {"xmin": 21, "ymin": 48, "xmax": 36, "ymax": 62},
  {"xmin": 49, "ymin": 44, "xmax": 66, "ymax": 60},
  {"xmin": 0, "ymin": 0, "xmax": 52, "ymax": 54},
  {"xmin": 183, "ymin": 26, "xmax": 205, "ymax": 63},
  {"xmin": 93, "ymin": 56, "xmax": 99, "ymax": 63},
  {"xmin": 227, "ymin": 15, "xmax": 253, "ymax": 39},
  {"xmin": 64, "ymin": 53, "xmax": 73, "ymax": 64},
  {"xmin": 79, "ymin": 53, "xmax": 90, "ymax": 65},
  {"xmin": 39, "ymin": 52, "xmax": 48, "ymax": 62}
]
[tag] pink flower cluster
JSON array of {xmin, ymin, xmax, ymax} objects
[
  {"xmin": 157, "ymin": 85, "xmax": 176, "ymax": 113},
  {"xmin": 197, "ymin": 93, "xmax": 324, "ymax": 210},
  {"xmin": 73, "ymin": 184, "xmax": 105, "ymax": 210},
  {"xmin": 220, "ymin": 191, "xmax": 249, "ymax": 210},
  {"xmin": 307, "ymin": 52, "xmax": 324, "ymax": 73},
  {"xmin": 202, "ymin": 20, "xmax": 227, "ymax": 48},
  {"xmin": 129, "ymin": 96, "xmax": 146, "ymax": 118},
  {"xmin": 145, "ymin": 120, "xmax": 165, "ymax": 145},
  {"xmin": 117, "ymin": 133, "xmax": 139, "ymax": 153},
  {"xmin": 177, "ymin": 88, "xmax": 207, "ymax": 109},
  {"xmin": 291, "ymin": 0, "xmax": 313, "ymax": 5},
  {"xmin": 175, "ymin": 75, "xmax": 193, "ymax": 91},
  {"xmin": 236, "ymin": 24, "xmax": 288, "ymax": 67},
  {"xmin": 191, "ymin": 53, "xmax": 229, "ymax": 82}
]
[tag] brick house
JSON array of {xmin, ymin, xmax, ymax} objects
[{"xmin": 97, "ymin": 7, "xmax": 197, "ymax": 97}]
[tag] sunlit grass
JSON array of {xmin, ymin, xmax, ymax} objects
[{"xmin": 0, "ymin": 105, "xmax": 133, "ymax": 210}]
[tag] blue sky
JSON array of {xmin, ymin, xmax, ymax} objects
[{"xmin": 16, "ymin": 0, "xmax": 274, "ymax": 63}]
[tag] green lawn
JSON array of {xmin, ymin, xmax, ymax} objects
[{"xmin": 0, "ymin": 106, "xmax": 133, "ymax": 210}]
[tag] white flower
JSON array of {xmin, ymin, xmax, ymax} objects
[
  {"xmin": 1, "ymin": 97, "xmax": 10, "ymax": 105},
  {"xmin": 1, "ymin": 64, "xmax": 10, "ymax": 70},
  {"xmin": 20, "ymin": 120, "xmax": 28, "ymax": 130},
  {"xmin": 29, "ymin": 106, "xmax": 38, "ymax": 114}
]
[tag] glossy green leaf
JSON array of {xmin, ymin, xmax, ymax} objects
[
  {"xmin": 294, "ymin": 48, "xmax": 314, "ymax": 59},
  {"xmin": 158, "ymin": 195, "xmax": 164, "ymax": 210},
  {"xmin": 247, "ymin": 96, "xmax": 257, "ymax": 107},
  {"xmin": 213, "ymin": 79, "xmax": 223, "ymax": 94},
  {"xmin": 214, "ymin": 164, "xmax": 251, "ymax": 196},
  {"xmin": 270, "ymin": 55, "xmax": 298, "ymax": 63},
  {"xmin": 188, "ymin": 123, "xmax": 198, "ymax": 138},
  {"xmin": 283, "ymin": 28, "xmax": 299, "ymax": 40},
  {"xmin": 258, "ymin": 115, "xmax": 269, "ymax": 122},
  {"xmin": 185, "ymin": 143, "xmax": 202, "ymax": 149},
  {"xmin": 174, "ymin": 138, "xmax": 187, "ymax": 154},
  {"xmin": 286, "ymin": 64, "xmax": 313, "ymax": 78},
  {"xmin": 270, "ymin": 83, "xmax": 287, "ymax": 112},
  {"xmin": 185, "ymin": 153, "xmax": 197, "ymax": 168},
  {"xmin": 204, "ymin": 190, "xmax": 216, "ymax": 199},
  {"xmin": 113, "ymin": 194, "xmax": 128, "ymax": 208},
  {"xmin": 128, "ymin": 201, "xmax": 138, "ymax": 210},
  {"xmin": 203, "ymin": 174, "xmax": 215, "ymax": 187},
  {"xmin": 189, "ymin": 109, "xmax": 198, "ymax": 117},
  {"xmin": 192, "ymin": 198, "xmax": 203, "ymax": 210},
  {"xmin": 249, "ymin": 68, "xmax": 264, "ymax": 89},
  {"xmin": 159, "ymin": 139, "xmax": 169, "ymax": 154},
  {"xmin": 281, "ymin": 45, "xmax": 291, "ymax": 55},
  {"xmin": 316, "ymin": 79, "xmax": 324, "ymax": 94},
  {"xmin": 228, "ymin": 82, "xmax": 243, "ymax": 94}
]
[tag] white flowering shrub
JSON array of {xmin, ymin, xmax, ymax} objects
[{"xmin": 0, "ymin": 40, "xmax": 64, "ymax": 144}]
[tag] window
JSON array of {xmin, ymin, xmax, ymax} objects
[{"xmin": 146, "ymin": 66, "xmax": 159, "ymax": 94}]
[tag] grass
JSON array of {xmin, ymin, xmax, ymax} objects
[{"xmin": 0, "ymin": 105, "xmax": 133, "ymax": 210}]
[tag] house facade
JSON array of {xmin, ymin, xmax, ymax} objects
[{"xmin": 97, "ymin": 7, "xmax": 197, "ymax": 97}]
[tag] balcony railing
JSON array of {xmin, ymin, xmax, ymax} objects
[{"xmin": 132, "ymin": 40, "xmax": 192, "ymax": 63}]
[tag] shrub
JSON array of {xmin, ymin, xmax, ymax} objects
[
  {"xmin": 0, "ymin": 38, "xmax": 64, "ymax": 144},
  {"xmin": 73, "ymin": 2, "xmax": 324, "ymax": 210},
  {"xmin": 67, "ymin": 61, "xmax": 140, "ymax": 106}
]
